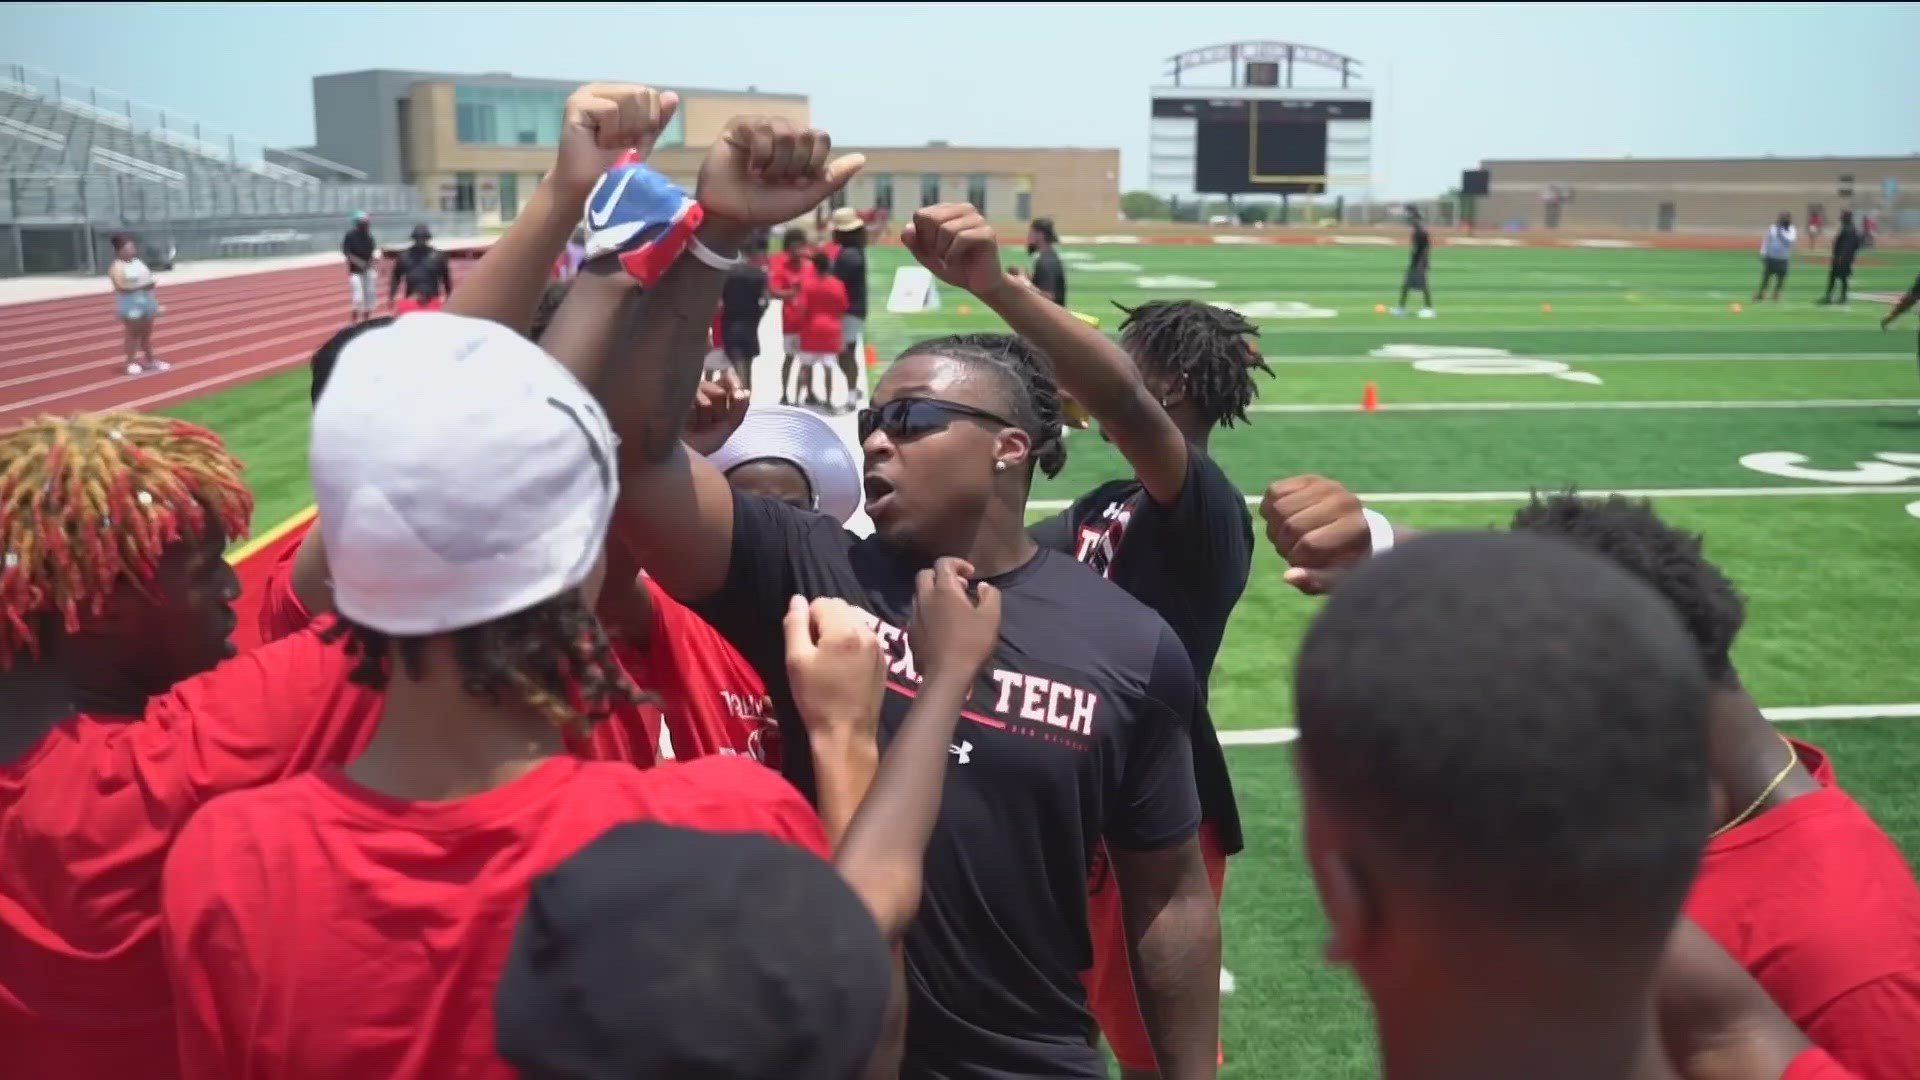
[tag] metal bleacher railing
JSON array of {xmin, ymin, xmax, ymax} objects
[{"xmin": 0, "ymin": 62, "xmax": 475, "ymax": 276}]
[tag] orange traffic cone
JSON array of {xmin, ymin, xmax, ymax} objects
[
  {"xmin": 1361, "ymin": 381, "xmax": 1379, "ymax": 413},
  {"xmin": 864, "ymin": 342, "xmax": 879, "ymax": 367}
]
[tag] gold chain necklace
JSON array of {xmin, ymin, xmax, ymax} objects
[{"xmin": 1711, "ymin": 735, "xmax": 1799, "ymax": 838}]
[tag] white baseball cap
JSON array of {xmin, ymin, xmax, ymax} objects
[
  {"xmin": 310, "ymin": 312, "xmax": 618, "ymax": 636},
  {"xmin": 707, "ymin": 404, "xmax": 861, "ymax": 525}
]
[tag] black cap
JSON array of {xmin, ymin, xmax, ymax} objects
[
  {"xmin": 411, "ymin": 223, "xmax": 432, "ymax": 241},
  {"xmin": 495, "ymin": 822, "xmax": 892, "ymax": 1080}
]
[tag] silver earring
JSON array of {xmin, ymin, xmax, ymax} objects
[{"xmin": 994, "ymin": 461, "xmax": 1008, "ymax": 472}]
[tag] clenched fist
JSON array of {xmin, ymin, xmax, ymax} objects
[
  {"xmin": 697, "ymin": 117, "xmax": 865, "ymax": 230},
  {"xmin": 783, "ymin": 596, "xmax": 885, "ymax": 750},
  {"xmin": 554, "ymin": 84, "xmax": 680, "ymax": 198},
  {"xmin": 902, "ymin": 204, "xmax": 1006, "ymax": 298},
  {"xmin": 908, "ymin": 558, "xmax": 1001, "ymax": 686},
  {"xmin": 1261, "ymin": 474, "xmax": 1374, "ymax": 595}
]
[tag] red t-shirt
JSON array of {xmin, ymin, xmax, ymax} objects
[
  {"xmin": 613, "ymin": 577, "xmax": 779, "ymax": 767},
  {"xmin": 1685, "ymin": 740, "xmax": 1920, "ymax": 1080},
  {"xmin": 796, "ymin": 273, "xmax": 849, "ymax": 354},
  {"xmin": 0, "ymin": 625, "xmax": 382, "ymax": 1080},
  {"xmin": 256, "ymin": 518, "xmax": 315, "ymax": 645},
  {"xmin": 160, "ymin": 754, "xmax": 827, "ymax": 1079},
  {"xmin": 1785, "ymin": 1047, "xmax": 1866, "ymax": 1080},
  {"xmin": 767, "ymin": 253, "xmax": 814, "ymax": 333}
]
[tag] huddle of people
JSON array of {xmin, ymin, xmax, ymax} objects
[{"xmin": 5, "ymin": 80, "xmax": 1916, "ymax": 1080}]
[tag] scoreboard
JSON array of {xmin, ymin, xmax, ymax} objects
[{"xmin": 1149, "ymin": 87, "xmax": 1373, "ymax": 198}]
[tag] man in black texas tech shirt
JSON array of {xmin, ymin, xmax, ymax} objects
[
  {"xmin": 994, "ymin": 291, "xmax": 1271, "ymax": 1079},
  {"xmin": 584, "ymin": 197, "xmax": 1221, "ymax": 1077}
]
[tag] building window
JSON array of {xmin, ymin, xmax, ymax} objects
[
  {"xmin": 451, "ymin": 84, "xmax": 684, "ymax": 149},
  {"xmin": 829, "ymin": 185, "xmax": 847, "ymax": 210},
  {"xmin": 453, "ymin": 172, "xmax": 476, "ymax": 212},
  {"xmin": 872, "ymin": 174, "xmax": 894, "ymax": 211},
  {"xmin": 1015, "ymin": 190, "xmax": 1032, "ymax": 222},
  {"xmin": 920, "ymin": 174, "xmax": 941, "ymax": 207},
  {"xmin": 499, "ymin": 173, "xmax": 519, "ymax": 221},
  {"xmin": 967, "ymin": 174, "xmax": 988, "ymax": 214}
]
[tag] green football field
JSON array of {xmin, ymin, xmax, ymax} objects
[{"xmin": 169, "ymin": 239, "xmax": 1920, "ymax": 1077}]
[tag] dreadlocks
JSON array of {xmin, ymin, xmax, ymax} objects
[
  {"xmin": 1115, "ymin": 299, "xmax": 1273, "ymax": 429},
  {"xmin": 898, "ymin": 332, "xmax": 1068, "ymax": 478},
  {"xmin": 322, "ymin": 593, "xmax": 653, "ymax": 738},
  {"xmin": 0, "ymin": 412, "xmax": 252, "ymax": 665}
]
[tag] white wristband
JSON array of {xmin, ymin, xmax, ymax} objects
[
  {"xmin": 686, "ymin": 232, "xmax": 743, "ymax": 272},
  {"xmin": 1362, "ymin": 508, "xmax": 1395, "ymax": 556}
]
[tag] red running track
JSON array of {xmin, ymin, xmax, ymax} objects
[{"xmin": 0, "ymin": 258, "xmax": 476, "ymax": 428}]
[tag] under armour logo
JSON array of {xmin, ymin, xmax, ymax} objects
[{"xmin": 949, "ymin": 740, "xmax": 972, "ymax": 765}]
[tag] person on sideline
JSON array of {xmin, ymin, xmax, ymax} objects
[
  {"xmin": 107, "ymin": 232, "xmax": 165, "ymax": 375},
  {"xmin": 389, "ymin": 223, "xmax": 453, "ymax": 314},
  {"xmin": 1820, "ymin": 211, "xmax": 1863, "ymax": 306},
  {"xmin": 1756, "ymin": 212, "xmax": 1796, "ymax": 302},
  {"xmin": 769, "ymin": 226, "xmax": 814, "ymax": 405},
  {"xmin": 795, "ymin": 249, "xmax": 851, "ymax": 410},
  {"xmin": 342, "ymin": 212, "xmax": 379, "ymax": 323},
  {"xmin": 829, "ymin": 205, "xmax": 870, "ymax": 409}
]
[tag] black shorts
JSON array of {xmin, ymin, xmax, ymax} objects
[
  {"xmin": 1830, "ymin": 261, "xmax": 1854, "ymax": 281},
  {"xmin": 1403, "ymin": 267, "xmax": 1428, "ymax": 290},
  {"xmin": 1762, "ymin": 257, "xmax": 1789, "ymax": 278},
  {"xmin": 721, "ymin": 322, "xmax": 760, "ymax": 363}
]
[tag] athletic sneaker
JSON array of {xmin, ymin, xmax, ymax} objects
[
  {"xmin": 581, "ymin": 151, "xmax": 702, "ymax": 289},
  {"xmin": 126, "ymin": 363, "xmax": 142, "ymax": 376},
  {"xmin": 148, "ymin": 359, "xmax": 171, "ymax": 372},
  {"xmin": 1389, "ymin": 307, "xmax": 1406, "ymax": 317},
  {"xmin": 1417, "ymin": 308, "xmax": 1436, "ymax": 319}
]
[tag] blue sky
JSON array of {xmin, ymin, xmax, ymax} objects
[{"xmin": 9, "ymin": 2, "xmax": 1917, "ymax": 196}]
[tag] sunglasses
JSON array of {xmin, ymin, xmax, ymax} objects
[{"xmin": 857, "ymin": 397, "xmax": 1020, "ymax": 444}]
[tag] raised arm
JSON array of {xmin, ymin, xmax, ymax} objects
[
  {"xmin": 903, "ymin": 205, "xmax": 1193, "ymax": 504},
  {"xmin": 536, "ymin": 118, "xmax": 861, "ymax": 602}
]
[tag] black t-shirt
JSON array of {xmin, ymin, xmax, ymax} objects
[
  {"xmin": 1830, "ymin": 226, "xmax": 1862, "ymax": 267},
  {"xmin": 1029, "ymin": 446, "xmax": 1248, "ymax": 854},
  {"xmin": 1030, "ymin": 248, "xmax": 1066, "ymax": 306},
  {"xmin": 720, "ymin": 262, "xmax": 769, "ymax": 324},
  {"xmin": 392, "ymin": 244, "xmax": 451, "ymax": 300},
  {"xmin": 691, "ymin": 491, "xmax": 1201, "ymax": 1080},
  {"xmin": 1409, "ymin": 225, "xmax": 1431, "ymax": 270},
  {"xmin": 341, "ymin": 228, "xmax": 375, "ymax": 274},
  {"xmin": 832, "ymin": 246, "xmax": 868, "ymax": 319}
]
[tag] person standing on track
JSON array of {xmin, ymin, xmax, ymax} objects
[
  {"xmin": 1756, "ymin": 212, "xmax": 1796, "ymax": 302},
  {"xmin": 108, "ymin": 233, "xmax": 166, "ymax": 376},
  {"xmin": 829, "ymin": 205, "xmax": 870, "ymax": 410},
  {"xmin": 342, "ymin": 212, "xmax": 379, "ymax": 324},
  {"xmin": 1819, "ymin": 211, "xmax": 1863, "ymax": 306},
  {"xmin": 389, "ymin": 224, "xmax": 453, "ymax": 314},
  {"xmin": 1391, "ymin": 208, "xmax": 1434, "ymax": 318}
]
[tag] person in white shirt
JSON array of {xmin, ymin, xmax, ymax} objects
[
  {"xmin": 1755, "ymin": 212, "xmax": 1796, "ymax": 302},
  {"xmin": 107, "ymin": 233, "xmax": 167, "ymax": 376}
]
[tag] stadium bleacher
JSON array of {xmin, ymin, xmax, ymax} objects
[{"xmin": 0, "ymin": 62, "xmax": 474, "ymax": 276}]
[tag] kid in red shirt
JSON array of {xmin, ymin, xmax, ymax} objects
[
  {"xmin": 0, "ymin": 413, "xmax": 384, "ymax": 1080},
  {"xmin": 150, "ymin": 307, "xmax": 850, "ymax": 1080},
  {"xmin": 791, "ymin": 251, "xmax": 849, "ymax": 409}
]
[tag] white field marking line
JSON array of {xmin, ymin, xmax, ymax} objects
[
  {"xmin": 1249, "ymin": 398, "xmax": 1920, "ymax": 414},
  {"xmin": 1263, "ymin": 352, "xmax": 1910, "ymax": 364},
  {"xmin": 1025, "ymin": 485, "xmax": 1920, "ymax": 512},
  {"xmin": 1220, "ymin": 704, "xmax": 1920, "ymax": 746}
]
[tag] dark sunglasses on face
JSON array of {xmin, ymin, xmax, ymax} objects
[{"xmin": 857, "ymin": 397, "xmax": 1020, "ymax": 444}]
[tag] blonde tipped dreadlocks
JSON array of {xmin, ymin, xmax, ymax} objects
[{"xmin": 0, "ymin": 412, "xmax": 252, "ymax": 665}]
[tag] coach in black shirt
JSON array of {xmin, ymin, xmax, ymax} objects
[
  {"xmin": 1028, "ymin": 217, "xmax": 1067, "ymax": 306},
  {"xmin": 583, "ymin": 192, "xmax": 1219, "ymax": 1077},
  {"xmin": 1821, "ymin": 210, "xmax": 1863, "ymax": 306}
]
